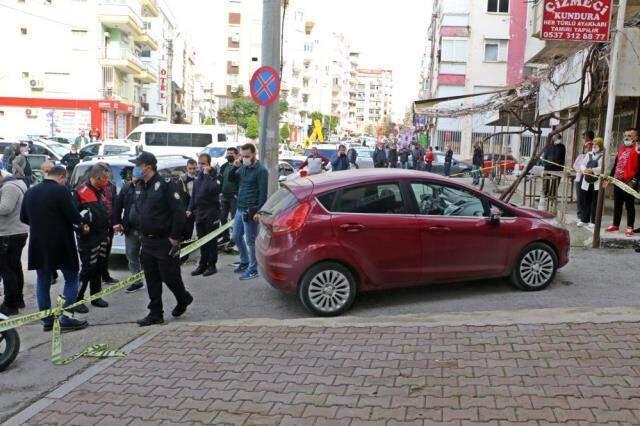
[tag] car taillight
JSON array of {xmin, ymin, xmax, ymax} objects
[{"xmin": 272, "ymin": 202, "xmax": 310, "ymax": 236}]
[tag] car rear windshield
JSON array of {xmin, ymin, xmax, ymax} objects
[{"xmin": 261, "ymin": 187, "xmax": 298, "ymax": 216}]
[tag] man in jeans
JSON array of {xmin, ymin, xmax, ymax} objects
[
  {"xmin": 113, "ymin": 172, "xmax": 144, "ymax": 293},
  {"xmin": 20, "ymin": 166, "xmax": 88, "ymax": 332},
  {"xmin": 230, "ymin": 143, "xmax": 268, "ymax": 280}
]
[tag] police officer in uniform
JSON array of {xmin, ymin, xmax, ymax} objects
[{"xmin": 131, "ymin": 152, "xmax": 193, "ymax": 327}]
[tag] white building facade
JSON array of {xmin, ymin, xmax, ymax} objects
[{"xmin": 0, "ymin": 0, "xmax": 162, "ymax": 139}]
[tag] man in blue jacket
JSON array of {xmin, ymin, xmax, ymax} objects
[
  {"xmin": 230, "ymin": 143, "xmax": 268, "ymax": 281},
  {"xmin": 331, "ymin": 145, "xmax": 350, "ymax": 171}
]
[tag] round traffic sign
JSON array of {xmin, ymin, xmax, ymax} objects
[{"xmin": 250, "ymin": 66, "xmax": 281, "ymax": 107}]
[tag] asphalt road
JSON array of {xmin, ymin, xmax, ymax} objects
[{"xmin": 2, "ymin": 247, "xmax": 640, "ymax": 421}]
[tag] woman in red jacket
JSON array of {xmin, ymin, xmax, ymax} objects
[
  {"xmin": 604, "ymin": 129, "xmax": 639, "ymax": 237},
  {"xmin": 424, "ymin": 147, "xmax": 435, "ymax": 173}
]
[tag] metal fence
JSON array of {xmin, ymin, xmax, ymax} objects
[
  {"xmin": 436, "ymin": 130, "xmax": 462, "ymax": 154},
  {"xmin": 520, "ymin": 135, "xmax": 548, "ymax": 158},
  {"xmin": 471, "ymin": 132, "xmax": 511, "ymax": 155}
]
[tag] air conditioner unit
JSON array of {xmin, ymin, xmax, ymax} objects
[
  {"xmin": 231, "ymin": 34, "xmax": 240, "ymax": 43},
  {"xmin": 230, "ymin": 59, "xmax": 239, "ymax": 67},
  {"xmin": 29, "ymin": 78, "xmax": 45, "ymax": 90},
  {"xmin": 25, "ymin": 108, "xmax": 40, "ymax": 118},
  {"xmin": 231, "ymin": 85, "xmax": 239, "ymax": 92}
]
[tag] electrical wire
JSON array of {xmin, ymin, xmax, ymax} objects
[{"xmin": 0, "ymin": 2, "xmax": 84, "ymax": 29}]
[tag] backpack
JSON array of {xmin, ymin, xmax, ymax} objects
[{"xmin": 584, "ymin": 153, "xmax": 601, "ymax": 184}]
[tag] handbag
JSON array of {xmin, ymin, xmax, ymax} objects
[{"xmin": 584, "ymin": 153, "xmax": 601, "ymax": 184}]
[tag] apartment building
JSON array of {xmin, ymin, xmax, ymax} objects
[
  {"xmin": 423, "ymin": 0, "xmax": 527, "ymax": 156},
  {"xmin": 354, "ymin": 68, "xmax": 393, "ymax": 134},
  {"xmin": 0, "ymin": 0, "xmax": 162, "ymax": 139}
]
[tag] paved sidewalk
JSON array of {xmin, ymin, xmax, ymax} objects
[{"xmin": 19, "ymin": 320, "xmax": 640, "ymax": 425}]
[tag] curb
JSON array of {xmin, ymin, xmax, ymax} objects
[{"xmin": 193, "ymin": 304, "xmax": 640, "ymax": 328}]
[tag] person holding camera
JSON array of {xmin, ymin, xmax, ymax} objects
[
  {"xmin": 131, "ymin": 152, "xmax": 193, "ymax": 327},
  {"xmin": 230, "ymin": 143, "xmax": 268, "ymax": 281}
]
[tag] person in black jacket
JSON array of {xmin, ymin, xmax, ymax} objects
[
  {"xmin": 444, "ymin": 145, "xmax": 454, "ymax": 177},
  {"xmin": 61, "ymin": 145, "xmax": 81, "ymax": 177},
  {"xmin": 113, "ymin": 169, "xmax": 144, "ymax": 293},
  {"xmin": 373, "ymin": 141, "xmax": 388, "ymax": 168},
  {"xmin": 73, "ymin": 163, "xmax": 112, "ymax": 312},
  {"xmin": 542, "ymin": 135, "xmax": 566, "ymax": 198},
  {"xmin": 472, "ymin": 143, "xmax": 484, "ymax": 185},
  {"xmin": 187, "ymin": 153, "xmax": 221, "ymax": 277},
  {"xmin": 388, "ymin": 140, "xmax": 399, "ymax": 168},
  {"xmin": 20, "ymin": 166, "xmax": 88, "ymax": 332},
  {"xmin": 132, "ymin": 152, "xmax": 193, "ymax": 327}
]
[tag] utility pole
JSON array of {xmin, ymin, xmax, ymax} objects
[
  {"xmin": 259, "ymin": 0, "xmax": 282, "ymax": 195},
  {"xmin": 593, "ymin": 0, "xmax": 627, "ymax": 248}
]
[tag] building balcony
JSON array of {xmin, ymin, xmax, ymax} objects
[
  {"xmin": 135, "ymin": 31, "xmax": 158, "ymax": 51},
  {"xmin": 98, "ymin": 0, "xmax": 144, "ymax": 37},
  {"xmin": 136, "ymin": 64, "xmax": 158, "ymax": 84},
  {"xmin": 141, "ymin": 0, "xmax": 160, "ymax": 17},
  {"xmin": 101, "ymin": 48, "xmax": 144, "ymax": 75}
]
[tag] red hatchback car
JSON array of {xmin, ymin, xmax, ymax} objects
[{"xmin": 256, "ymin": 169, "xmax": 570, "ymax": 316}]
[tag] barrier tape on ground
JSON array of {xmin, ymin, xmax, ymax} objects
[
  {"xmin": 0, "ymin": 221, "xmax": 233, "ymax": 365},
  {"xmin": 449, "ymin": 163, "xmax": 504, "ymax": 179},
  {"xmin": 538, "ymin": 158, "xmax": 640, "ymax": 200}
]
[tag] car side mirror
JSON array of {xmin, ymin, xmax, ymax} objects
[{"xmin": 489, "ymin": 208, "xmax": 501, "ymax": 225}]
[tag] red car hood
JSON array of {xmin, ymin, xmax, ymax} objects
[{"xmin": 518, "ymin": 206, "xmax": 556, "ymax": 219}]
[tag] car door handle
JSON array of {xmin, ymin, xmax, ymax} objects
[
  {"xmin": 339, "ymin": 223, "xmax": 366, "ymax": 233},
  {"xmin": 424, "ymin": 226, "xmax": 451, "ymax": 232}
]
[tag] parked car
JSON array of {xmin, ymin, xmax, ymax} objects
[
  {"xmin": 481, "ymin": 153, "xmax": 518, "ymax": 175},
  {"xmin": 79, "ymin": 141, "xmax": 138, "ymax": 160},
  {"xmin": 280, "ymin": 154, "xmax": 307, "ymax": 170},
  {"xmin": 353, "ymin": 147, "xmax": 375, "ymax": 169},
  {"xmin": 200, "ymin": 142, "xmax": 244, "ymax": 168},
  {"xmin": 70, "ymin": 155, "xmax": 192, "ymax": 255},
  {"xmin": 127, "ymin": 123, "xmax": 228, "ymax": 158},
  {"xmin": 430, "ymin": 153, "xmax": 472, "ymax": 176},
  {"xmin": 256, "ymin": 168, "xmax": 570, "ymax": 316}
]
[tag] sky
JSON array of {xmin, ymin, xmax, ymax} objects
[{"xmin": 168, "ymin": 0, "xmax": 431, "ymax": 121}]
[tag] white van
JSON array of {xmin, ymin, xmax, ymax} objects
[{"xmin": 127, "ymin": 123, "xmax": 228, "ymax": 158}]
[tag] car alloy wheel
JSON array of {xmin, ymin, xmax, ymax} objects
[
  {"xmin": 308, "ymin": 270, "xmax": 350, "ymax": 313},
  {"xmin": 511, "ymin": 243, "xmax": 558, "ymax": 291},
  {"xmin": 299, "ymin": 262, "xmax": 357, "ymax": 317},
  {"xmin": 519, "ymin": 249, "xmax": 554, "ymax": 288}
]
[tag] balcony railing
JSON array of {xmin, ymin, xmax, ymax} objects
[{"xmin": 98, "ymin": 0, "xmax": 144, "ymax": 35}]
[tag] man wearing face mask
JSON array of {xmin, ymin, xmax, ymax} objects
[
  {"xmin": 218, "ymin": 148, "xmax": 239, "ymax": 249},
  {"xmin": 604, "ymin": 128, "xmax": 639, "ymax": 237},
  {"xmin": 72, "ymin": 163, "xmax": 112, "ymax": 312},
  {"xmin": 187, "ymin": 153, "xmax": 221, "ymax": 277},
  {"xmin": 230, "ymin": 143, "xmax": 268, "ymax": 280},
  {"xmin": 20, "ymin": 166, "xmax": 88, "ymax": 332},
  {"xmin": 131, "ymin": 152, "xmax": 193, "ymax": 326},
  {"xmin": 182, "ymin": 159, "xmax": 198, "ymax": 250}
]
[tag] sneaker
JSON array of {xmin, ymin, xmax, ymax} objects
[
  {"xmin": 233, "ymin": 263, "xmax": 249, "ymax": 273},
  {"xmin": 43, "ymin": 323, "xmax": 53, "ymax": 332},
  {"xmin": 191, "ymin": 266, "xmax": 206, "ymax": 276},
  {"xmin": 126, "ymin": 282, "xmax": 145, "ymax": 293},
  {"xmin": 202, "ymin": 266, "xmax": 217, "ymax": 277},
  {"xmin": 17, "ymin": 299, "xmax": 26, "ymax": 309},
  {"xmin": 0, "ymin": 303, "xmax": 19, "ymax": 316},
  {"xmin": 69, "ymin": 304, "xmax": 89, "ymax": 314},
  {"xmin": 626, "ymin": 227, "xmax": 635, "ymax": 237},
  {"xmin": 60, "ymin": 318, "xmax": 89, "ymax": 332},
  {"xmin": 605, "ymin": 225, "xmax": 619, "ymax": 232},
  {"xmin": 172, "ymin": 293, "xmax": 194, "ymax": 318},
  {"xmin": 576, "ymin": 221, "xmax": 585, "ymax": 227},
  {"xmin": 239, "ymin": 270, "xmax": 258, "ymax": 281},
  {"xmin": 91, "ymin": 298, "xmax": 109, "ymax": 308},
  {"xmin": 137, "ymin": 315, "xmax": 165, "ymax": 327},
  {"xmin": 102, "ymin": 276, "xmax": 118, "ymax": 285},
  {"xmin": 586, "ymin": 223, "xmax": 595, "ymax": 232}
]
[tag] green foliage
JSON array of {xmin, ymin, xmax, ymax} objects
[
  {"xmin": 310, "ymin": 111, "xmax": 323, "ymax": 122},
  {"xmin": 323, "ymin": 115, "xmax": 339, "ymax": 134},
  {"xmin": 280, "ymin": 124, "xmax": 290, "ymax": 141},
  {"xmin": 203, "ymin": 117, "xmax": 215, "ymax": 125},
  {"xmin": 246, "ymin": 115, "xmax": 259, "ymax": 140}
]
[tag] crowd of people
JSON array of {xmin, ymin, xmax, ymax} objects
[{"xmin": 0, "ymin": 143, "xmax": 268, "ymax": 331}]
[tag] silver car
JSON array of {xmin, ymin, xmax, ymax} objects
[{"xmin": 70, "ymin": 155, "xmax": 193, "ymax": 255}]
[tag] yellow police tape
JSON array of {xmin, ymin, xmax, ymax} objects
[
  {"xmin": 537, "ymin": 158, "xmax": 640, "ymax": 200},
  {"xmin": 0, "ymin": 221, "xmax": 233, "ymax": 365},
  {"xmin": 449, "ymin": 163, "xmax": 505, "ymax": 179}
]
